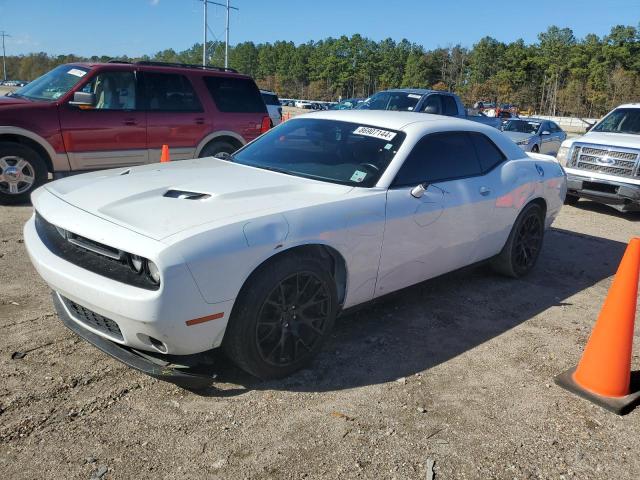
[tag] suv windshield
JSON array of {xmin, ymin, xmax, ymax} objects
[
  {"xmin": 503, "ymin": 120, "xmax": 541, "ymax": 134},
  {"xmin": 232, "ymin": 118, "xmax": 406, "ymax": 187},
  {"xmin": 357, "ymin": 91, "xmax": 421, "ymax": 111},
  {"xmin": 11, "ymin": 65, "xmax": 89, "ymax": 101},
  {"xmin": 593, "ymin": 108, "xmax": 640, "ymax": 135}
]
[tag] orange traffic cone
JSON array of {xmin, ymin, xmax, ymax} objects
[
  {"xmin": 160, "ymin": 144, "xmax": 170, "ymax": 163},
  {"xmin": 555, "ymin": 237, "xmax": 640, "ymax": 415}
]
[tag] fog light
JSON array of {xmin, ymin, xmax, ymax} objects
[{"xmin": 147, "ymin": 260, "xmax": 161, "ymax": 285}]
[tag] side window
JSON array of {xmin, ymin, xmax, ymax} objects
[
  {"xmin": 469, "ymin": 132, "xmax": 506, "ymax": 172},
  {"xmin": 143, "ymin": 73, "xmax": 202, "ymax": 112},
  {"xmin": 550, "ymin": 122, "xmax": 561, "ymax": 133},
  {"xmin": 393, "ymin": 132, "xmax": 482, "ymax": 187},
  {"xmin": 82, "ymin": 71, "xmax": 137, "ymax": 110},
  {"xmin": 204, "ymin": 76, "xmax": 267, "ymax": 113},
  {"xmin": 422, "ymin": 95, "xmax": 442, "ymax": 115},
  {"xmin": 441, "ymin": 95, "xmax": 458, "ymax": 116}
]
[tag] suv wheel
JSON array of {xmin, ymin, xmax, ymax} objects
[
  {"xmin": 199, "ymin": 141, "xmax": 237, "ymax": 158},
  {"xmin": 223, "ymin": 254, "xmax": 338, "ymax": 379},
  {"xmin": 0, "ymin": 142, "xmax": 48, "ymax": 205}
]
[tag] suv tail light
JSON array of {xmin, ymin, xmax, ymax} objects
[{"xmin": 260, "ymin": 116, "xmax": 272, "ymax": 134}]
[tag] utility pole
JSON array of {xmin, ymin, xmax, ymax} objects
[
  {"xmin": 0, "ymin": 31, "xmax": 9, "ymax": 82},
  {"xmin": 199, "ymin": 1, "xmax": 238, "ymax": 68}
]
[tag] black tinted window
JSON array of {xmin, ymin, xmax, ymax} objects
[
  {"xmin": 469, "ymin": 133, "xmax": 506, "ymax": 172},
  {"xmin": 393, "ymin": 132, "xmax": 482, "ymax": 186},
  {"xmin": 261, "ymin": 93, "xmax": 280, "ymax": 105},
  {"xmin": 205, "ymin": 76, "xmax": 266, "ymax": 113},
  {"xmin": 441, "ymin": 95, "xmax": 458, "ymax": 116},
  {"xmin": 422, "ymin": 95, "xmax": 442, "ymax": 114},
  {"xmin": 143, "ymin": 73, "xmax": 202, "ymax": 111}
]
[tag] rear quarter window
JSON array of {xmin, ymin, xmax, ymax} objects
[
  {"xmin": 469, "ymin": 133, "xmax": 506, "ymax": 172},
  {"xmin": 204, "ymin": 76, "xmax": 267, "ymax": 113},
  {"xmin": 261, "ymin": 93, "xmax": 280, "ymax": 106}
]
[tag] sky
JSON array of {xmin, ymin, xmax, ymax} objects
[{"xmin": 0, "ymin": 0, "xmax": 639, "ymax": 57}]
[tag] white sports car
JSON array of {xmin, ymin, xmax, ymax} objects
[{"xmin": 24, "ymin": 111, "xmax": 567, "ymax": 387}]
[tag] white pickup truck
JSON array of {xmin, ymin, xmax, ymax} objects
[{"xmin": 557, "ymin": 104, "xmax": 640, "ymax": 212}]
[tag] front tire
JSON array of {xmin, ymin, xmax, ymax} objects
[
  {"xmin": 223, "ymin": 254, "xmax": 338, "ymax": 379},
  {"xmin": 0, "ymin": 142, "xmax": 48, "ymax": 205},
  {"xmin": 531, "ymin": 145, "xmax": 539, "ymax": 153},
  {"xmin": 564, "ymin": 194, "xmax": 580, "ymax": 206},
  {"xmin": 491, "ymin": 203, "xmax": 545, "ymax": 278}
]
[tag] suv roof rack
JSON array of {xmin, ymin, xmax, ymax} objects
[
  {"xmin": 106, "ymin": 59, "xmax": 238, "ymax": 73},
  {"xmin": 136, "ymin": 61, "xmax": 238, "ymax": 73}
]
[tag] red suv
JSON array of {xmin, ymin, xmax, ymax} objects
[{"xmin": 0, "ymin": 61, "xmax": 271, "ymax": 204}]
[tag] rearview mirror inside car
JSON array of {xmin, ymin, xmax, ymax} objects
[{"xmin": 69, "ymin": 91, "xmax": 96, "ymax": 108}]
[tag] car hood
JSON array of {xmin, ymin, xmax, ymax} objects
[
  {"xmin": 502, "ymin": 131, "xmax": 535, "ymax": 143},
  {"xmin": 44, "ymin": 158, "xmax": 354, "ymax": 241},
  {"xmin": 577, "ymin": 131, "xmax": 640, "ymax": 150},
  {"xmin": 0, "ymin": 94, "xmax": 35, "ymax": 107}
]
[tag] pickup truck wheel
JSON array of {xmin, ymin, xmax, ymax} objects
[
  {"xmin": 491, "ymin": 203, "xmax": 545, "ymax": 278},
  {"xmin": 198, "ymin": 141, "xmax": 237, "ymax": 158},
  {"xmin": 223, "ymin": 254, "xmax": 338, "ymax": 379},
  {"xmin": 0, "ymin": 143, "xmax": 47, "ymax": 205},
  {"xmin": 564, "ymin": 194, "xmax": 580, "ymax": 206}
]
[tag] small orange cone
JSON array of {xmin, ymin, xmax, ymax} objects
[
  {"xmin": 555, "ymin": 237, "xmax": 640, "ymax": 414},
  {"xmin": 160, "ymin": 144, "xmax": 170, "ymax": 163}
]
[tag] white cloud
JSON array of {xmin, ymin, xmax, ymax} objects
[{"xmin": 150, "ymin": 0, "xmax": 160, "ymax": 5}]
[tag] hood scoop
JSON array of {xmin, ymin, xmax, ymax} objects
[{"xmin": 164, "ymin": 189, "xmax": 211, "ymax": 201}]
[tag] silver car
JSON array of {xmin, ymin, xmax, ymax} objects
[{"xmin": 501, "ymin": 119, "xmax": 567, "ymax": 155}]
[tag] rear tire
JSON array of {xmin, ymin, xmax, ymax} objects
[
  {"xmin": 531, "ymin": 145, "xmax": 539, "ymax": 153},
  {"xmin": 491, "ymin": 203, "xmax": 545, "ymax": 278},
  {"xmin": 198, "ymin": 141, "xmax": 238, "ymax": 158},
  {"xmin": 223, "ymin": 254, "xmax": 338, "ymax": 379},
  {"xmin": 0, "ymin": 142, "xmax": 48, "ymax": 205}
]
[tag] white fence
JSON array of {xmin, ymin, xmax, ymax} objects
[{"xmin": 521, "ymin": 115, "xmax": 599, "ymax": 133}]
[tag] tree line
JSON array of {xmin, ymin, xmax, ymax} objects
[{"xmin": 3, "ymin": 24, "xmax": 639, "ymax": 117}]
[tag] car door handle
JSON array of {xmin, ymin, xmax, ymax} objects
[
  {"xmin": 195, "ymin": 118, "xmax": 205, "ymax": 125},
  {"xmin": 123, "ymin": 119, "xmax": 137, "ymax": 126},
  {"xmin": 479, "ymin": 186, "xmax": 491, "ymax": 196}
]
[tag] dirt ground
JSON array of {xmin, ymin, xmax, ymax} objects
[{"xmin": 1, "ymin": 198, "xmax": 639, "ymax": 480}]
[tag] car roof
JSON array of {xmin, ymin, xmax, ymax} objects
[
  {"xmin": 66, "ymin": 62, "xmax": 252, "ymax": 79},
  {"xmin": 381, "ymin": 88, "xmax": 450, "ymax": 96},
  {"xmin": 296, "ymin": 109, "xmax": 485, "ymax": 131},
  {"xmin": 616, "ymin": 103, "xmax": 640, "ymax": 109},
  {"xmin": 512, "ymin": 118, "xmax": 545, "ymax": 123}
]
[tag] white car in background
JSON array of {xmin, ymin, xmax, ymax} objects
[
  {"xmin": 24, "ymin": 111, "xmax": 566, "ymax": 387},
  {"xmin": 260, "ymin": 89, "xmax": 282, "ymax": 125}
]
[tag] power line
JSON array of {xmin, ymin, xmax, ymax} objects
[
  {"xmin": 199, "ymin": 0, "xmax": 238, "ymax": 68},
  {"xmin": 0, "ymin": 31, "xmax": 9, "ymax": 82}
]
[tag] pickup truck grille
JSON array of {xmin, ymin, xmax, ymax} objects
[{"xmin": 569, "ymin": 144, "xmax": 640, "ymax": 178}]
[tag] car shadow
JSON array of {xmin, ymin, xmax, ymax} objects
[
  {"xmin": 192, "ymin": 227, "xmax": 628, "ymax": 397},
  {"xmin": 572, "ymin": 199, "xmax": 640, "ymax": 221}
]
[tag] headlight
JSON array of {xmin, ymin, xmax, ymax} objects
[
  {"xmin": 556, "ymin": 146, "xmax": 569, "ymax": 165},
  {"xmin": 516, "ymin": 139, "xmax": 530, "ymax": 145},
  {"xmin": 129, "ymin": 255, "xmax": 144, "ymax": 273},
  {"xmin": 146, "ymin": 260, "xmax": 161, "ymax": 285}
]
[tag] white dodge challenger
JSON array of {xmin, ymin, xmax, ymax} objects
[{"xmin": 24, "ymin": 110, "xmax": 566, "ymax": 387}]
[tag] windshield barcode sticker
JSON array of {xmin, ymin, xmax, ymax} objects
[
  {"xmin": 408, "ymin": 94, "xmax": 422, "ymax": 99},
  {"xmin": 350, "ymin": 170, "xmax": 367, "ymax": 183},
  {"xmin": 353, "ymin": 126, "xmax": 396, "ymax": 141},
  {"xmin": 67, "ymin": 68, "xmax": 86, "ymax": 77}
]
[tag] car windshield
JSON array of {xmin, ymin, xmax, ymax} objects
[
  {"xmin": 10, "ymin": 65, "xmax": 89, "ymax": 101},
  {"xmin": 231, "ymin": 118, "xmax": 406, "ymax": 187},
  {"xmin": 503, "ymin": 120, "xmax": 541, "ymax": 134},
  {"xmin": 357, "ymin": 91, "xmax": 421, "ymax": 111},
  {"xmin": 592, "ymin": 108, "xmax": 640, "ymax": 135}
]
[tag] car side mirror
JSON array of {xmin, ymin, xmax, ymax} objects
[
  {"xmin": 541, "ymin": 130, "xmax": 550, "ymax": 136},
  {"xmin": 69, "ymin": 91, "xmax": 96, "ymax": 108},
  {"xmin": 410, "ymin": 183, "xmax": 427, "ymax": 198},
  {"xmin": 213, "ymin": 152, "xmax": 232, "ymax": 161},
  {"xmin": 585, "ymin": 124, "xmax": 593, "ymax": 132}
]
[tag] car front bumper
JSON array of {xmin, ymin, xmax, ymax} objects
[
  {"xmin": 565, "ymin": 170, "xmax": 640, "ymax": 210},
  {"xmin": 24, "ymin": 201, "xmax": 235, "ymax": 356},
  {"xmin": 52, "ymin": 292, "xmax": 217, "ymax": 389}
]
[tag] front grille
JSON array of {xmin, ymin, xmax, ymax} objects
[
  {"xmin": 570, "ymin": 143, "xmax": 640, "ymax": 178},
  {"xmin": 61, "ymin": 295, "xmax": 123, "ymax": 341},
  {"xmin": 35, "ymin": 212, "xmax": 159, "ymax": 291}
]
